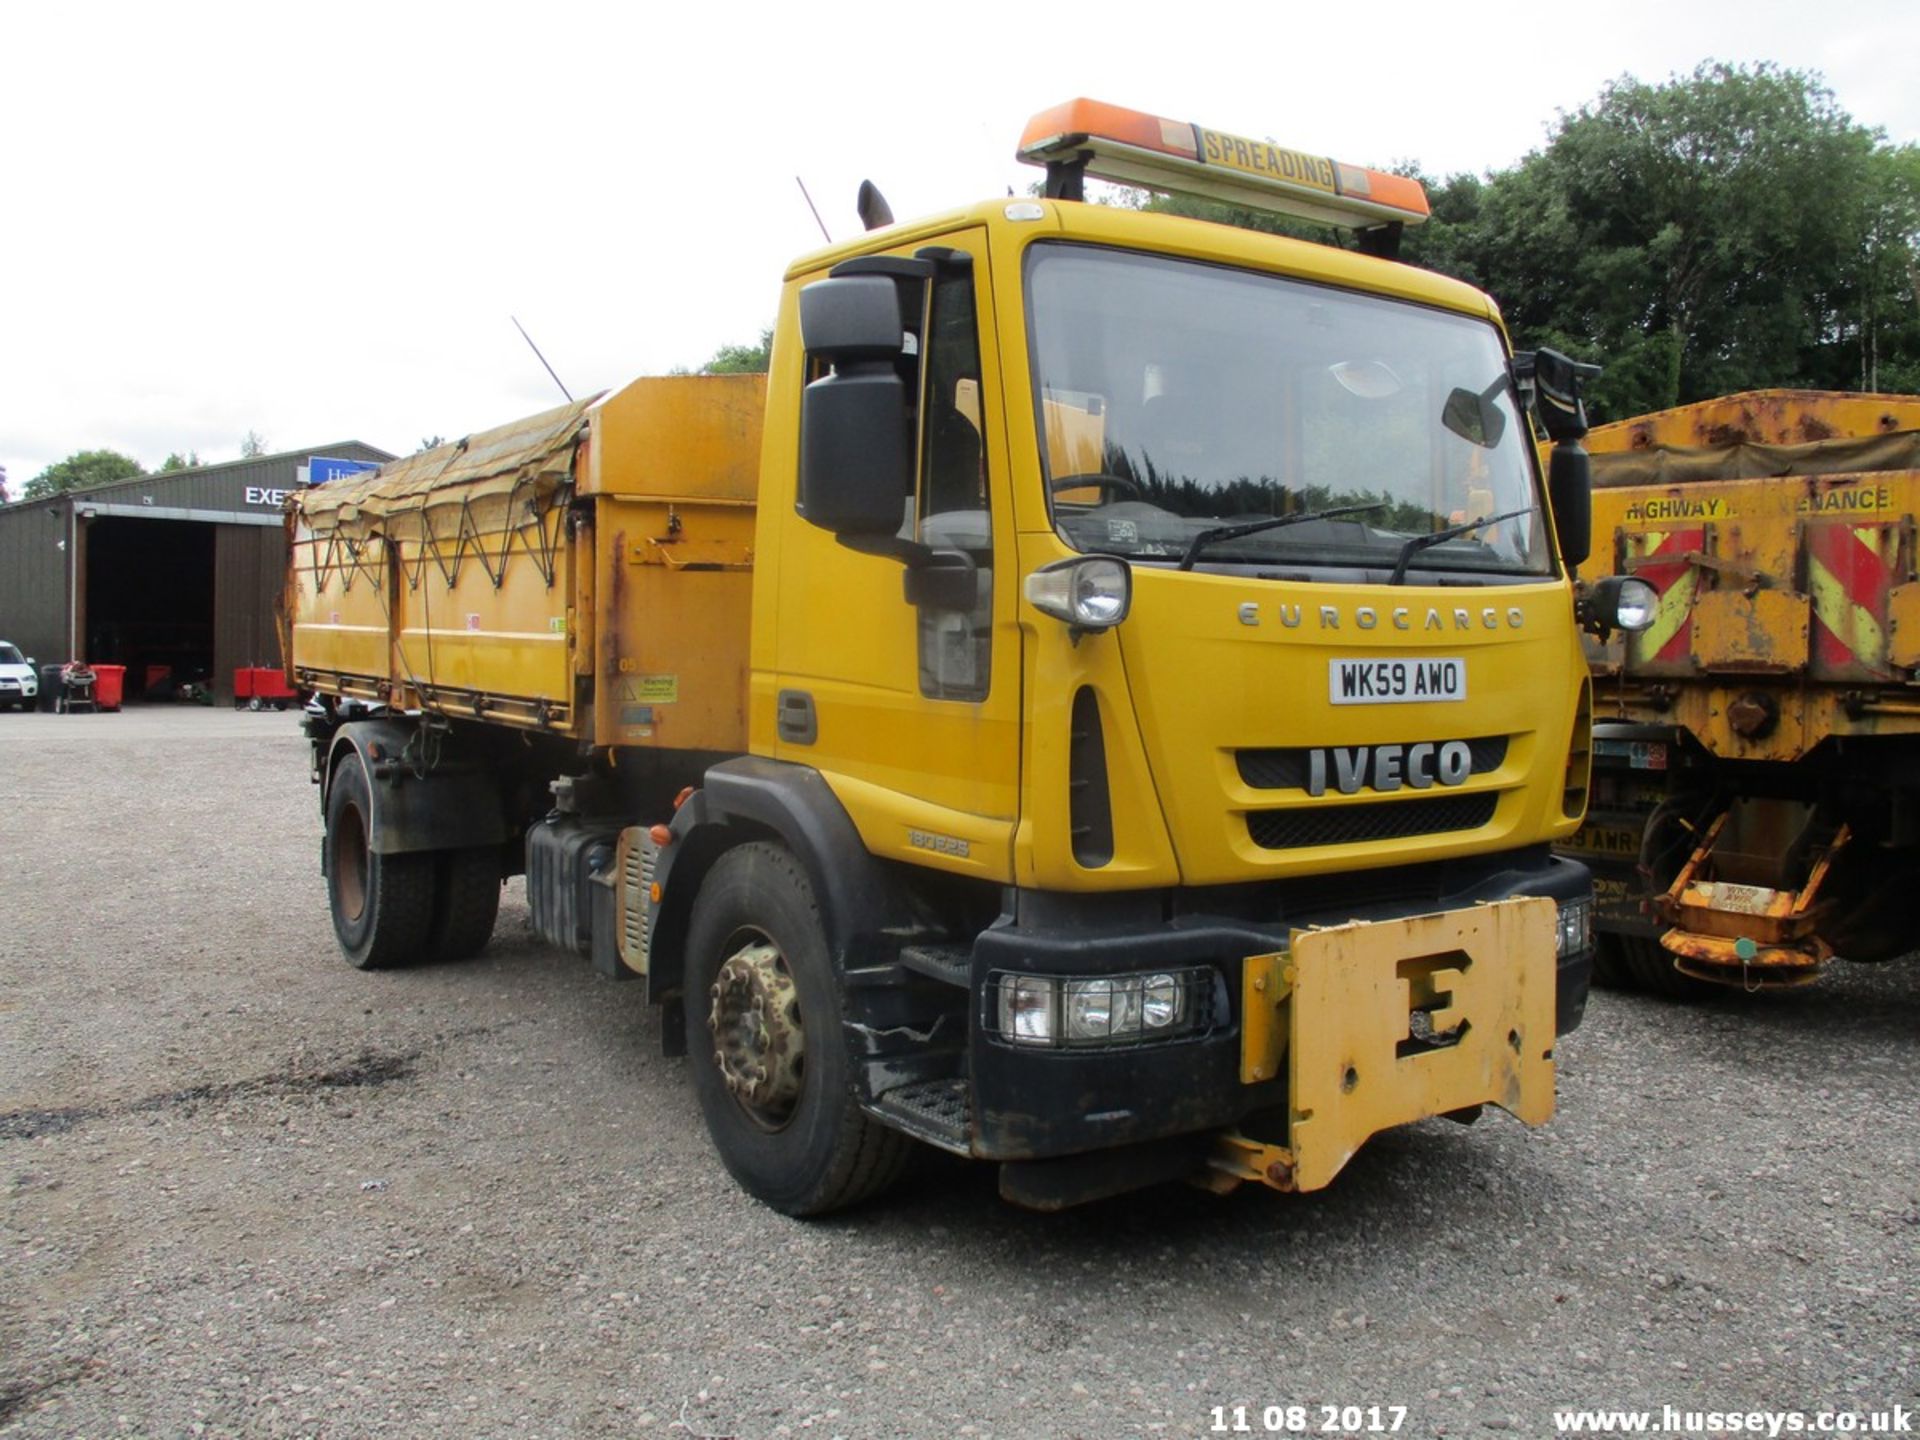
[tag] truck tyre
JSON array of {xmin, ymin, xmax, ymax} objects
[
  {"xmin": 1590, "ymin": 934, "xmax": 1637, "ymax": 990},
  {"xmin": 325, "ymin": 759, "xmax": 436, "ymax": 970},
  {"xmin": 685, "ymin": 842, "xmax": 910, "ymax": 1215},
  {"xmin": 425, "ymin": 847, "xmax": 501, "ymax": 963},
  {"xmin": 1622, "ymin": 935, "xmax": 1718, "ymax": 1001}
]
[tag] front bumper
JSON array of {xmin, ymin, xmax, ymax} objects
[{"xmin": 966, "ymin": 850, "xmax": 1592, "ymax": 1178}]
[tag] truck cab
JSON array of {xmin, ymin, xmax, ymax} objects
[{"xmin": 292, "ymin": 101, "xmax": 1642, "ymax": 1214}]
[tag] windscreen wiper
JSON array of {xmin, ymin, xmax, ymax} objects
[
  {"xmin": 1177, "ymin": 503, "xmax": 1385, "ymax": 572},
  {"xmin": 1387, "ymin": 506, "xmax": 1536, "ymax": 585}
]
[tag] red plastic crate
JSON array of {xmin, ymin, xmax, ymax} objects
[{"xmin": 234, "ymin": 667, "xmax": 299, "ymax": 707}]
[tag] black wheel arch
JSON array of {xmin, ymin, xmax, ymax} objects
[
  {"xmin": 646, "ymin": 757, "xmax": 904, "ymax": 1052},
  {"xmin": 323, "ymin": 719, "xmax": 513, "ymax": 858}
]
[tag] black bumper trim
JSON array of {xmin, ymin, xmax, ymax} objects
[{"xmin": 961, "ymin": 852, "xmax": 1593, "ymax": 1162}]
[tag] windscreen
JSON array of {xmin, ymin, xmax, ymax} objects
[
  {"xmin": 1025, "ymin": 244, "xmax": 1551, "ymax": 580},
  {"xmin": 0, "ymin": 645, "xmax": 22, "ymax": 665}
]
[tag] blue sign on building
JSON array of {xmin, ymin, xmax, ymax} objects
[{"xmin": 307, "ymin": 455, "xmax": 380, "ymax": 486}]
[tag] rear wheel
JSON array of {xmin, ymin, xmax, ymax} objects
[
  {"xmin": 325, "ymin": 758, "xmax": 435, "ymax": 969},
  {"xmin": 425, "ymin": 847, "xmax": 501, "ymax": 963},
  {"xmin": 1621, "ymin": 934, "xmax": 1720, "ymax": 1001},
  {"xmin": 685, "ymin": 842, "xmax": 910, "ymax": 1215}
]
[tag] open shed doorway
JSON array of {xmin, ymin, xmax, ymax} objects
[{"xmin": 84, "ymin": 516, "xmax": 216, "ymax": 701}]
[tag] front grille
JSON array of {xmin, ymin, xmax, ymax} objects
[
  {"xmin": 1237, "ymin": 735, "xmax": 1509, "ymax": 791},
  {"xmin": 1247, "ymin": 792, "xmax": 1498, "ymax": 850}
]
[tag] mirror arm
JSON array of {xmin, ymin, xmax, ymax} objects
[
  {"xmin": 829, "ymin": 254, "xmax": 937, "ymax": 283},
  {"xmin": 838, "ymin": 532, "xmax": 933, "ymax": 566},
  {"xmin": 838, "ymin": 534, "xmax": 979, "ymax": 612}
]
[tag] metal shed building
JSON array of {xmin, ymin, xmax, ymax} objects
[{"xmin": 0, "ymin": 442, "xmax": 393, "ymax": 704}]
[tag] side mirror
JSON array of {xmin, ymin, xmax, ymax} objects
[
  {"xmin": 1547, "ymin": 441, "xmax": 1592, "ymax": 571},
  {"xmin": 1513, "ymin": 347, "xmax": 1602, "ymax": 443},
  {"xmin": 800, "ymin": 376, "xmax": 912, "ymax": 535},
  {"xmin": 799, "ymin": 275, "xmax": 902, "ymax": 358},
  {"xmin": 797, "ymin": 275, "xmax": 913, "ymax": 538}
]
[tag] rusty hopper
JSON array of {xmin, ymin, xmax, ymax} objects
[{"xmin": 1563, "ymin": 388, "xmax": 1920, "ymax": 992}]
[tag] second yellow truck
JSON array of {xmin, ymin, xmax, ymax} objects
[
  {"xmin": 286, "ymin": 101, "xmax": 1644, "ymax": 1213},
  {"xmin": 1565, "ymin": 388, "xmax": 1920, "ymax": 996}
]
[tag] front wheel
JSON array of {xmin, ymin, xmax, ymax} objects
[
  {"xmin": 324, "ymin": 757, "xmax": 435, "ymax": 969},
  {"xmin": 685, "ymin": 842, "xmax": 910, "ymax": 1215}
]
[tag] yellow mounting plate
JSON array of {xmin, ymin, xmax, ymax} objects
[{"xmin": 1241, "ymin": 897, "xmax": 1557, "ymax": 1193}]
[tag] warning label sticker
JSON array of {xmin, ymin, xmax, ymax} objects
[{"xmin": 633, "ymin": 675, "xmax": 678, "ymax": 703}]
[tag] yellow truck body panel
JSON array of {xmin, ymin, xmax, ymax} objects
[{"xmin": 289, "ymin": 379, "xmax": 762, "ymax": 753}]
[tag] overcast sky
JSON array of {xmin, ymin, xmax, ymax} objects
[{"xmin": 4, "ymin": 0, "xmax": 1917, "ymax": 492}]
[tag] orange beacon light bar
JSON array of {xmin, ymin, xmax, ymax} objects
[{"xmin": 1017, "ymin": 99, "xmax": 1430, "ymax": 234}]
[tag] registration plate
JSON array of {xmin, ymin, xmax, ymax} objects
[
  {"xmin": 1595, "ymin": 738, "xmax": 1669, "ymax": 771},
  {"xmin": 1328, "ymin": 657, "xmax": 1465, "ymax": 705},
  {"xmin": 1707, "ymin": 881, "xmax": 1779, "ymax": 916}
]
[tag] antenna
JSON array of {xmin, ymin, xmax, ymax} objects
[
  {"xmin": 795, "ymin": 176, "xmax": 832, "ymax": 244},
  {"xmin": 510, "ymin": 315, "xmax": 573, "ymax": 402}
]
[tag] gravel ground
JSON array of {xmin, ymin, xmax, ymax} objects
[{"xmin": 1, "ymin": 707, "xmax": 1915, "ymax": 1439}]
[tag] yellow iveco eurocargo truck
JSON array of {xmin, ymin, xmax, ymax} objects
[
  {"xmin": 288, "ymin": 101, "xmax": 1648, "ymax": 1214},
  {"xmin": 1562, "ymin": 389, "xmax": 1920, "ymax": 998}
]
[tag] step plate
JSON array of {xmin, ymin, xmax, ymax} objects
[{"xmin": 873, "ymin": 1077, "xmax": 972, "ymax": 1155}]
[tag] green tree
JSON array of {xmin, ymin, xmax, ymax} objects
[
  {"xmin": 1850, "ymin": 143, "xmax": 1920, "ymax": 394},
  {"xmin": 699, "ymin": 328, "xmax": 774, "ymax": 375},
  {"xmin": 161, "ymin": 450, "xmax": 202, "ymax": 471},
  {"xmin": 1459, "ymin": 63, "xmax": 1897, "ymax": 418},
  {"xmin": 241, "ymin": 430, "xmax": 269, "ymax": 458},
  {"xmin": 23, "ymin": 449, "xmax": 145, "ymax": 501}
]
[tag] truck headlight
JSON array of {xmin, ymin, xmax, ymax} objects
[
  {"xmin": 1024, "ymin": 556, "xmax": 1132, "ymax": 631},
  {"xmin": 997, "ymin": 976, "xmax": 1057, "ymax": 1044},
  {"xmin": 991, "ymin": 967, "xmax": 1209, "ymax": 1047},
  {"xmin": 1611, "ymin": 577, "xmax": 1658, "ymax": 631},
  {"xmin": 1577, "ymin": 574, "xmax": 1660, "ymax": 636},
  {"xmin": 1555, "ymin": 896, "xmax": 1593, "ymax": 957}
]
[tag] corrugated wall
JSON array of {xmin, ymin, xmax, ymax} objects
[
  {"xmin": 0, "ymin": 502, "xmax": 73, "ymax": 669},
  {"xmin": 214, "ymin": 524, "xmax": 290, "ymax": 695}
]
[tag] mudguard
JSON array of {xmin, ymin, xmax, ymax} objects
[{"xmin": 324, "ymin": 720, "xmax": 511, "ymax": 856}]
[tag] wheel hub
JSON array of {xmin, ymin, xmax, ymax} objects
[
  {"xmin": 709, "ymin": 941, "xmax": 805, "ymax": 1123},
  {"xmin": 333, "ymin": 804, "xmax": 368, "ymax": 923}
]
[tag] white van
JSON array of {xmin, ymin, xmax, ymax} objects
[{"xmin": 0, "ymin": 642, "xmax": 39, "ymax": 710}]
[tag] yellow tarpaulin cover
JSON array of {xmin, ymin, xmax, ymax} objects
[
  {"xmin": 1590, "ymin": 429, "xmax": 1920, "ymax": 488},
  {"xmin": 294, "ymin": 396, "xmax": 602, "ymax": 541}
]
